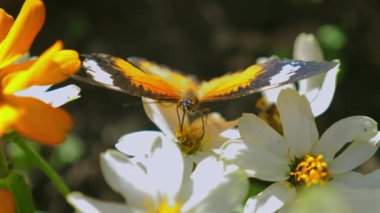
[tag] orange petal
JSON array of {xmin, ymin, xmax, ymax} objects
[
  {"xmin": 0, "ymin": 104, "xmax": 19, "ymax": 137},
  {"xmin": 2, "ymin": 41, "xmax": 80, "ymax": 94},
  {"xmin": 0, "ymin": 189, "xmax": 15, "ymax": 213},
  {"xmin": 4, "ymin": 95, "xmax": 72, "ymax": 146},
  {"xmin": 0, "ymin": 9, "xmax": 14, "ymax": 43},
  {"xmin": 0, "ymin": 0, "xmax": 45, "ymax": 69},
  {"xmin": 0, "ymin": 59, "xmax": 35, "ymax": 80},
  {"xmin": 52, "ymin": 49, "xmax": 81, "ymax": 76}
]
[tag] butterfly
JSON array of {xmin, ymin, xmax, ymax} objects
[{"xmin": 73, "ymin": 53, "xmax": 339, "ymax": 127}]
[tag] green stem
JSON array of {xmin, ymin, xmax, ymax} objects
[
  {"xmin": 11, "ymin": 134, "xmax": 70, "ymax": 197},
  {"xmin": 0, "ymin": 142, "xmax": 9, "ymax": 178}
]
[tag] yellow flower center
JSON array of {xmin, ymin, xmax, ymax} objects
[
  {"xmin": 156, "ymin": 199, "xmax": 182, "ymax": 213},
  {"xmin": 175, "ymin": 125, "xmax": 203, "ymax": 154},
  {"xmin": 290, "ymin": 154, "xmax": 331, "ymax": 187},
  {"xmin": 255, "ymin": 97, "xmax": 283, "ymax": 135},
  {"xmin": 146, "ymin": 199, "xmax": 182, "ymax": 213}
]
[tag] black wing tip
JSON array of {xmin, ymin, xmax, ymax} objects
[
  {"xmin": 80, "ymin": 53, "xmax": 114, "ymax": 64},
  {"xmin": 266, "ymin": 58, "xmax": 340, "ymax": 70}
]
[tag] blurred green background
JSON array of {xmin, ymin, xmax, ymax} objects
[{"xmin": 1, "ymin": 0, "xmax": 380, "ymax": 212}]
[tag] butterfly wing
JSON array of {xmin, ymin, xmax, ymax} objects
[
  {"xmin": 73, "ymin": 54, "xmax": 190, "ymax": 101},
  {"xmin": 198, "ymin": 59, "xmax": 340, "ymax": 102},
  {"xmin": 127, "ymin": 57, "xmax": 197, "ymax": 95}
]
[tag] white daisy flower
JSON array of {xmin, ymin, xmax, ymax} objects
[
  {"xmin": 133, "ymin": 97, "xmax": 239, "ymax": 163},
  {"xmin": 260, "ymin": 33, "xmax": 340, "ymax": 116},
  {"xmin": 220, "ymin": 88, "xmax": 380, "ymax": 213},
  {"xmin": 67, "ymin": 135, "xmax": 248, "ymax": 213}
]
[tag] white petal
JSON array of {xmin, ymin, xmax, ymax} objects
[
  {"xmin": 145, "ymin": 137, "xmax": 184, "ymax": 204},
  {"xmin": 67, "ymin": 192, "xmax": 132, "ymax": 213},
  {"xmin": 329, "ymin": 182, "xmax": 380, "ymax": 212},
  {"xmin": 314, "ymin": 116, "xmax": 377, "ymax": 162},
  {"xmin": 176, "ymin": 158, "xmax": 194, "ymax": 203},
  {"xmin": 190, "ymin": 113, "xmax": 237, "ymax": 152},
  {"xmin": 186, "ymin": 150, "xmax": 214, "ymax": 165},
  {"xmin": 100, "ymin": 150, "xmax": 154, "ymax": 210},
  {"xmin": 15, "ymin": 84, "xmax": 81, "ymax": 107},
  {"xmin": 261, "ymin": 84, "xmax": 295, "ymax": 104},
  {"xmin": 115, "ymin": 131, "xmax": 164, "ymax": 157},
  {"xmin": 299, "ymin": 63, "xmax": 340, "ymax": 117},
  {"xmin": 182, "ymin": 157, "xmax": 224, "ymax": 210},
  {"xmin": 182, "ymin": 157, "xmax": 248, "ymax": 213},
  {"xmin": 142, "ymin": 97, "xmax": 186, "ymax": 137},
  {"xmin": 244, "ymin": 182, "xmax": 296, "ymax": 213},
  {"xmin": 331, "ymin": 170, "xmax": 380, "ymax": 189},
  {"xmin": 220, "ymin": 128, "xmax": 240, "ymax": 140},
  {"xmin": 238, "ymin": 113, "xmax": 288, "ymax": 159},
  {"xmin": 292, "ymin": 33, "xmax": 340, "ymax": 117},
  {"xmin": 283, "ymin": 186, "xmax": 350, "ymax": 213},
  {"xmin": 293, "ymin": 33, "xmax": 324, "ymax": 61},
  {"xmin": 277, "ymin": 88, "xmax": 319, "ymax": 157},
  {"xmin": 330, "ymin": 132, "xmax": 380, "ymax": 174},
  {"xmin": 220, "ymin": 140, "xmax": 290, "ymax": 181}
]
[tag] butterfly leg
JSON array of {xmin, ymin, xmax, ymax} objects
[
  {"xmin": 176, "ymin": 105, "xmax": 186, "ymax": 132},
  {"xmin": 180, "ymin": 107, "xmax": 186, "ymax": 132},
  {"xmin": 196, "ymin": 110, "xmax": 207, "ymax": 141}
]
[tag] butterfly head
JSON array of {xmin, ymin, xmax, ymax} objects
[{"xmin": 178, "ymin": 91, "xmax": 200, "ymax": 114}]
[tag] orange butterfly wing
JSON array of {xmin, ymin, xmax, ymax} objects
[
  {"xmin": 74, "ymin": 54, "xmax": 190, "ymax": 101},
  {"xmin": 198, "ymin": 59, "xmax": 339, "ymax": 102},
  {"xmin": 127, "ymin": 57, "xmax": 197, "ymax": 96}
]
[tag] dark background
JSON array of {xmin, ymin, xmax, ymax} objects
[{"xmin": 1, "ymin": 0, "xmax": 380, "ymax": 212}]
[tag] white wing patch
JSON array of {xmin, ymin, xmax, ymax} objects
[
  {"xmin": 82, "ymin": 59, "xmax": 120, "ymax": 90},
  {"xmin": 269, "ymin": 63, "xmax": 301, "ymax": 85}
]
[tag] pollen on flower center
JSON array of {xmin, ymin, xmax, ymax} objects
[
  {"xmin": 156, "ymin": 199, "xmax": 182, "ymax": 213},
  {"xmin": 289, "ymin": 154, "xmax": 331, "ymax": 187},
  {"xmin": 175, "ymin": 125, "xmax": 203, "ymax": 154}
]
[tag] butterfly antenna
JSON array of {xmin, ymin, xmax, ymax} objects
[
  {"xmin": 122, "ymin": 102, "xmax": 143, "ymax": 107},
  {"xmin": 122, "ymin": 100, "xmax": 164, "ymax": 107}
]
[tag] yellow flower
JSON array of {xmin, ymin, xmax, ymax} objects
[{"xmin": 0, "ymin": 0, "xmax": 80, "ymax": 145}]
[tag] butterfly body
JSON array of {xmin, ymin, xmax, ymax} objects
[{"xmin": 74, "ymin": 53, "xmax": 339, "ymax": 113}]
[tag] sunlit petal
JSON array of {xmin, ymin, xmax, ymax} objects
[
  {"xmin": 143, "ymin": 97, "xmax": 184, "ymax": 137},
  {"xmin": 238, "ymin": 113, "xmax": 287, "ymax": 159},
  {"xmin": 0, "ymin": 0, "xmax": 45, "ymax": 69},
  {"xmin": 115, "ymin": 131, "xmax": 164, "ymax": 157},
  {"xmin": 261, "ymin": 84, "xmax": 295, "ymax": 104},
  {"xmin": 0, "ymin": 9, "xmax": 14, "ymax": 43},
  {"xmin": 330, "ymin": 132, "xmax": 380, "ymax": 174},
  {"xmin": 314, "ymin": 116, "xmax": 377, "ymax": 162},
  {"xmin": 2, "ymin": 41, "xmax": 80, "ymax": 94},
  {"xmin": 293, "ymin": 33, "xmax": 324, "ymax": 62},
  {"xmin": 145, "ymin": 137, "xmax": 184, "ymax": 205},
  {"xmin": 67, "ymin": 192, "xmax": 132, "ymax": 213},
  {"xmin": 277, "ymin": 88, "xmax": 318, "ymax": 158},
  {"xmin": 244, "ymin": 182, "xmax": 296, "ymax": 213},
  {"xmin": 183, "ymin": 158, "xmax": 248, "ymax": 212},
  {"xmin": 100, "ymin": 150, "xmax": 154, "ymax": 210},
  {"xmin": 299, "ymin": 63, "xmax": 340, "ymax": 116},
  {"xmin": 220, "ymin": 140, "xmax": 290, "ymax": 181},
  {"xmin": 14, "ymin": 84, "xmax": 81, "ymax": 107}
]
